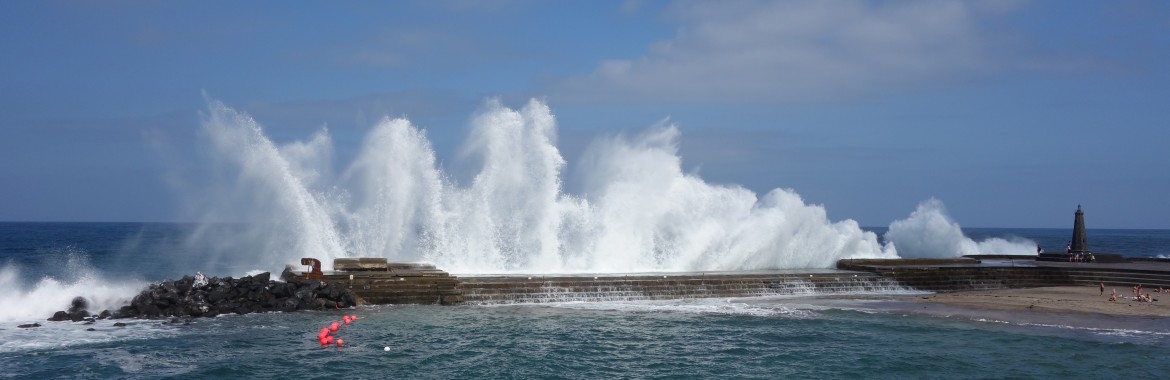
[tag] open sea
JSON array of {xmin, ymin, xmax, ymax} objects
[{"xmin": 2, "ymin": 222, "xmax": 1169, "ymax": 378}]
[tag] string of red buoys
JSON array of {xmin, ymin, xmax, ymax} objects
[{"xmin": 315, "ymin": 313, "xmax": 359, "ymax": 349}]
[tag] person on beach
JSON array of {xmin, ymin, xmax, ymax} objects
[{"xmin": 1100, "ymin": 282, "xmax": 1105, "ymax": 296}]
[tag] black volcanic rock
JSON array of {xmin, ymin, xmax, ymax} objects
[
  {"xmin": 83, "ymin": 272, "xmax": 358, "ymax": 320},
  {"xmin": 47, "ymin": 309, "xmax": 93, "ymax": 322},
  {"xmin": 68, "ymin": 297, "xmax": 88, "ymax": 314},
  {"xmin": 48, "ymin": 311, "xmax": 71, "ymax": 322},
  {"xmin": 46, "ymin": 296, "xmax": 95, "ymax": 322}
]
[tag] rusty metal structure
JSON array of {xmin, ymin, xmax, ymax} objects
[{"xmin": 299, "ymin": 258, "xmax": 323, "ymax": 279}]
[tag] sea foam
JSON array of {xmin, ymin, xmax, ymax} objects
[{"xmin": 0, "ymin": 262, "xmax": 145, "ymax": 323}]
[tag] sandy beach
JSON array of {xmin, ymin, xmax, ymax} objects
[{"xmin": 917, "ymin": 286, "xmax": 1170, "ymax": 318}]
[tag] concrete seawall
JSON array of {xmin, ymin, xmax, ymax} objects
[
  {"xmin": 291, "ymin": 258, "xmax": 1170, "ymax": 306},
  {"xmin": 457, "ymin": 272, "xmax": 908, "ymax": 304}
]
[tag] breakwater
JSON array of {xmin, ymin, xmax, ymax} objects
[
  {"xmin": 290, "ymin": 257, "xmax": 1170, "ymax": 306},
  {"xmin": 291, "ymin": 261, "xmax": 909, "ymax": 305}
]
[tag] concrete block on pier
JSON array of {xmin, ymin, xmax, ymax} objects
[{"xmin": 334, "ymin": 258, "xmax": 390, "ymax": 271}]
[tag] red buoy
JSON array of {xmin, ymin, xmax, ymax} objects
[
  {"xmin": 319, "ymin": 327, "xmax": 330, "ymax": 337},
  {"xmin": 330, "ymin": 322, "xmax": 339, "ymax": 332},
  {"xmin": 336, "ymin": 339, "xmax": 344, "ymax": 347}
]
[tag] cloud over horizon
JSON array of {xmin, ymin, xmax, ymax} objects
[{"xmin": 550, "ymin": 0, "xmax": 1026, "ymax": 104}]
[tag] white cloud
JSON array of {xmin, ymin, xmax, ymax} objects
[{"xmin": 552, "ymin": 0, "xmax": 1021, "ymax": 104}]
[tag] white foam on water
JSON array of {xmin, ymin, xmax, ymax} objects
[
  {"xmin": 0, "ymin": 256, "xmax": 145, "ymax": 324},
  {"xmin": 535, "ymin": 297, "xmax": 816, "ymax": 318},
  {"xmin": 0, "ymin": 319, "xmax": 177, "ymax": 353}
]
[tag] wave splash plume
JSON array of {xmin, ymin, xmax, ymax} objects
[
  {"xmin": 185, "ymin": 98, "xmax": 1030, "ymax": 274},
  {"xmin": 885, "ymin": 199, "xmax": 1038, "ymax": 258}
]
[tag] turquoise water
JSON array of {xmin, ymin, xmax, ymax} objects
[{"xmin": 2, "ymin": 223, "xmax": 1169, "ymax": 377}]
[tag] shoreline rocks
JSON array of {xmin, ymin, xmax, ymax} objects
[
  {"xmin": 47, "ymin": 271, "xmax": 357, "ymax": 321},
  {"xmin": 48, "ymin": 296, "xmax": 101, "ymax": 322}
]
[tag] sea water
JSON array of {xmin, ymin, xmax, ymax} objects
[
  {"xmin": 2, "ymin": 223, "xmax": 1169, "ymax": 378},
  {"xmin": 5, "ymin": 300, "xmax": 1170, "ymax": 378}
]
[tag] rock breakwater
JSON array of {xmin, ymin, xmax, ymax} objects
[{"xmin": 46, "ymin": 271, "xmax": 357, "ymax": 321}]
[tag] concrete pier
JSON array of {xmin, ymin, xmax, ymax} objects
[
  {"xmin": 294, "ymin": 261, "xmax": 463, "ymax": 305},
  {"xmin": 291, "ymin": 257, "xmax": 1170, "ymax": 306}
]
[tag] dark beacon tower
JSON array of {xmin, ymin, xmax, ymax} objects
[{"xmin": 1069, "ymin": 205, "xmax": 1090, "ymax": 255}]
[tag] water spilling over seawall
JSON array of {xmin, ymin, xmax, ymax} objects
[{"xmin": 456, "ymin": 272, "xmax": 914, "ymax": 304}]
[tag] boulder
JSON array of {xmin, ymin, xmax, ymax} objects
[
  {"xmin": 48, "ymin": 311, "xmax": 71, "ymax": 322},
  {"xmin": 68, "ymin": 297, "xmax": 88, "ymax": 314}
]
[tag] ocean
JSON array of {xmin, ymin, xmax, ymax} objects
[{"xmin": 2, "ymin": 222, "xmax": 1169, "ymax": 378}]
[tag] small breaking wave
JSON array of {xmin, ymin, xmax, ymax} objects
[{"xmin": 0, "ymin": 253, "xmax": 145, "ymax": 323}]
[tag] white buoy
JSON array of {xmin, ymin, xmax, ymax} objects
[{"xmin": 384, "ymin": 346, "xmax": 391, "ymax": 352}]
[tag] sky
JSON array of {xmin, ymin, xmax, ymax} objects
[{"xmin": 1, "ymin": 0, "xmax": 1168, "ymax": 229}]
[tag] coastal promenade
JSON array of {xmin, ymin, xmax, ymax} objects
[
  {"xmin": 838, "ymin": 258, "xmax": 1170, "ymax": 291},
  {"xmin": 838, "ymin": 258, "xmax": 1170, "ymax": 317}
]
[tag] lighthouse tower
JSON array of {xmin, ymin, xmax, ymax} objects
[{"xmin": 1069, "ymin": 205, "xmax": 1090, "ymax": 255}]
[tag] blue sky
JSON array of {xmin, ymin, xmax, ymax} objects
[{"xmin": 1, "ymin": 0, "xmax": 1168, "ymax": 228}]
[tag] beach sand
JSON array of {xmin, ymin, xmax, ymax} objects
[{"xmin": 917, "ymin": 286, "xmax": 1170, "ymax": 318}]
